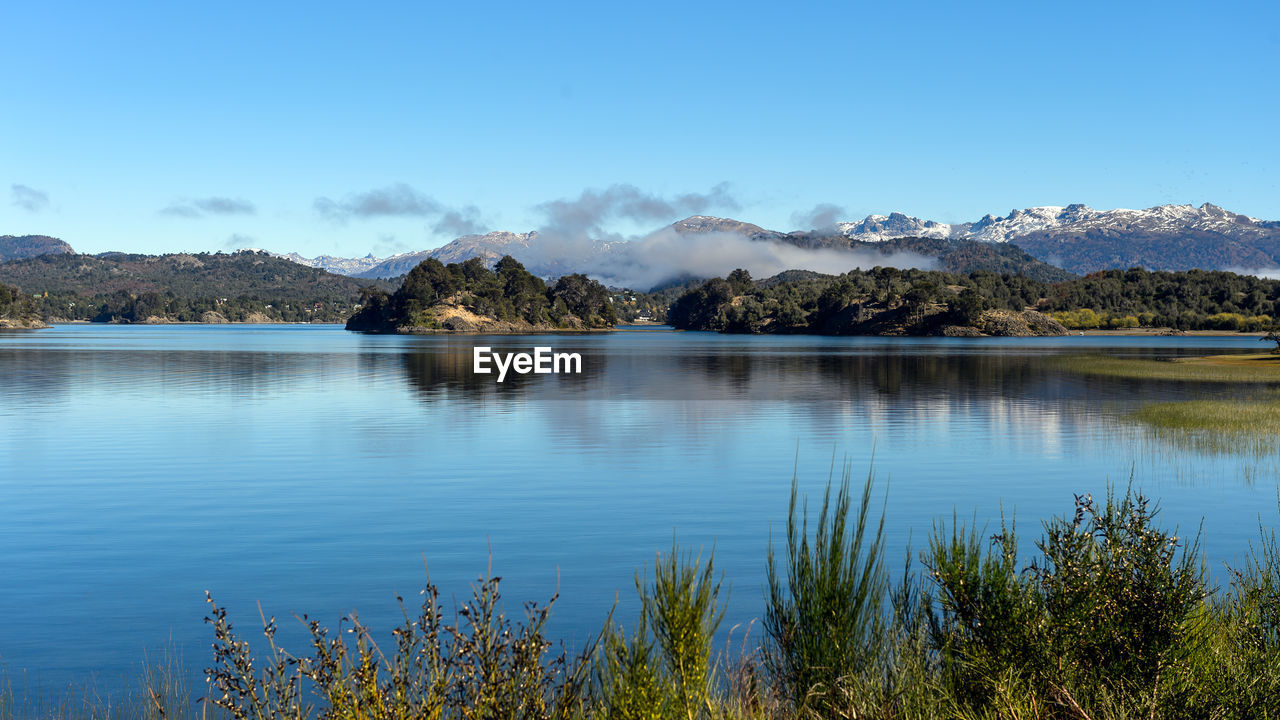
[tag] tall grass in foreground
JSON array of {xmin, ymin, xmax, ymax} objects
[
  {"xmin": 595, "ymin": 545, "xmax": 728, "ymax": 720},
  {"xmin": 763, "ymin": 462, "xmax": 893, "ymax": 715},
  {"xmin": 15, "ymin": 466, "xmax": 1280, "ymax": 719},
  {"xmin": 205, "ymin": 570, "xmax": 594, "ymax": 720}
]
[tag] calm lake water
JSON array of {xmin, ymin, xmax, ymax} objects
[{"xmin": 0, "ymin": 324, "xmax": 1276, "ymax": 688}]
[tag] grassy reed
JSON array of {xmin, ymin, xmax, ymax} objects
[
  {"xmin": 1133, "ymin": 399, "xmax": 1280, "ymax": 434},
  {"xmin": 0, "ymin": 650, "xmax": 191, "ymax": 720},
  {"xmin": 13, "ymin": 465, "xmax": 1280, "ymax": 719},
  {"xmin": 1054, "ymin": 353, "xmax": 1280, "ymax": 383},
  {"xmin": 1127, "ymin": 399, "xmax": 1280, "ymax": 460}
]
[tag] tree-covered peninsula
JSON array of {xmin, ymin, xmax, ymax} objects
[
  {"xmin": 0, "ymin": 281, "xmax": 47, "ymax": 328},
  {"xmin": 666, "ymin": 267, "xmax": 1066, "ymax": 336},
  {"xmin": 666, "ymin": 266, "xmax": 1280, "ymax": 336},
  {"xmin": 346, "ymin": 256, "xmax": 617, "ymax": 333}
]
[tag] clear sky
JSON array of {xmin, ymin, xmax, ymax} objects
[{"xmin": 2, "ymin": 0, "xmax": 1277, "ymax": 257}]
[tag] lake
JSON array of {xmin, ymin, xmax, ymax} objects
[{"xmin": 0, "ymin": 324, "xmax": 1276, "ymax": 689}]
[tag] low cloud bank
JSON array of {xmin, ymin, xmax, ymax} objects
[
  {"xmin": 580, "ymin": 228, "xmax": 936, "ymax": 290},
  {"xmin": 1227, "ymin": 267, "xmax": 1280, "ymax": 280},
  {"xmin": 512, "ymin": 184, "xmax": 933, "ymax": 289}
]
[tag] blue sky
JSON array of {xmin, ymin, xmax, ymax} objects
[{"xmin": 2, "ymin": 0, "xmax": 1277, "ymax": 257}]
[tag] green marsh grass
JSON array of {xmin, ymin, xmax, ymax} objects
[
  {"xmin": 1133, "ymin": 399, "xmax": 1280, "ymax": 435},
  {"xmin": 0, "ymin": 650, "xmax": 192, "ymax": 720},
  {"xmin": 1054, "ymin": 353, "xmax": 1280, "ymax": 383},
  {"xmin": 1119, "ymin": 431, "xmax": 1280, "ymax": 485},
  {"xmin": 1058, "ymin": 351, "xmax": 1280, "ymax": 463},
  {"xmin": 1126, "ymin": 398, "xmax": 1280, "ymax": 463}
]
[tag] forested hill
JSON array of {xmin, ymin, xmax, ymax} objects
[
  {"xmin": 347, "ymin": 256, "xmax": 616, "ymax": 333},
  {"xmin": 0, "ymin": 282, "xmax": 46, "ymax": 328},
  {"xmin": 666, "ymin": 267, "xmax": 1280, "ymax": 336},
  {"xmin": 0, "ymin": 250, "xmax": 389, "ymax": 323},
  {"xmin": 1040, "ymin": 268, "xmax": 1280, "ymax": 329}
]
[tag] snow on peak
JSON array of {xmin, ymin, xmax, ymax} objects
[{"xmin": 832, "ymin": 203, "xmax": 1264, "ymax": 244}]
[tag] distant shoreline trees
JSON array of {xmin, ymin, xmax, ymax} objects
[
  {"xmin": 665, "ymin": 266, "xmax": 1280, "ymax": 335},
  {"xmin": 346, "ymin": 256, "xmax": 617, "ymax": 333},
  {"xmin": 0, "ymin": 281, "xmax": 40, "ymax": 324}
]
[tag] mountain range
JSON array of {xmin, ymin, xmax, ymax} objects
[
  {"xmin": 6, "ymin": 203, "xmax": 1280, "ymax": 290},
  {"xmin": 830, "ymin": 203, "xmax": 1280, "ymax": 275},
  {"xmin": 275, "ymin": 231, "xmax": 539, "ymax": 279},
  {"xmin": 274, "ymin": 202, "xmax": 1280, "ymax": 285},
  {"xmin": 829, "ymin": 203, "xmax": 1267, "ymax": 244}
]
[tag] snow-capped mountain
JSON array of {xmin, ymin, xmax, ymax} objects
[
  {"xmin": 835, "ymin": 203, "xmax": 1275, "ymax": 246},
  {"xmin": 266, "ymin": 202, "xmax": 1280, "ymax": 283},
  {"xmin": 271, "ymin": 232, "xmax": 538, "ymax": 279},
  {"xmin": 835, "ymin": 213, "xmax": 957, "ymax": 242},
  {"xmin": 274, "ymin": 252, "xmax": 385, "ymax": 277},
  {"xmin": 425, "ymin": 231, "xmax": 536, "ymax": 267},
  {"xmin": 358, "ymin": 231, "xmax": 538, "ymax": 278},
  {"xmin": 668, "ymin": 216, "xmax": 774, "ymax": 238},
  {"xmin": 823, "ymin": 203, "xmax": 1280, "ymax": 274}
]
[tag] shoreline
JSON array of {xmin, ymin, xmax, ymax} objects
[
  {"xmin": 48, "ymin": 319, "xmax": 345, "ymax": 326},
  {"xmin": 1079, "ymin": 328, "xmax": 1268, "ymax": 337},
  {"xmin": 26, "ymin": 322, "xmax": 1273, "ymax": 339},
  {"xmin": 389, "ymin": 326, "xmax": 616, "ymax": 335}
]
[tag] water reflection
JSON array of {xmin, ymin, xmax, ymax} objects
[
  {"xmin": 0, "ymin": 347, "xmax": 371, "ymax": 404},
  {"xmin": 399, "ymin": 343, "xmax": 605, "ymax": 400},
  {"xmin": 391, "ymin": 341, "xmax": 1234, "ymax": 410},
  {"xmin": 1, "ymin": 325, "xmax": 1276, "ymax": 691}
]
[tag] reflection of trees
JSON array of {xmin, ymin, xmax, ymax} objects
[
  {"xmin": 0, "ymin": 347, "xmax": 337, "ymax": 403},
  {"xmin": 393, "ymin": 339, "xmax": 1228, "ymax": 410},
  {"xmin": 402, "ymin": 347, "xmax": 503, "ymax": 398},
  {"xmin": 669, "ymin": 348, "xmax": 1232, "ymax": 407},
  {"xmin": 398, "ymin": 340, "xmax": 605, "ymax": 402},
  {"xmin": 670, "ymin": 350, "xmax": 1051, "ymax": 403},
  {"xmin": 0, "ymin": 348, "xmax": 74, "ymax": 403},
  {"xmin": 388, "ymin": 335, "xmax": 1272, "ymax": 461},
  {"xmin": 464, "ymin": 342, "xmax": 1238, "ymax": 452}
]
